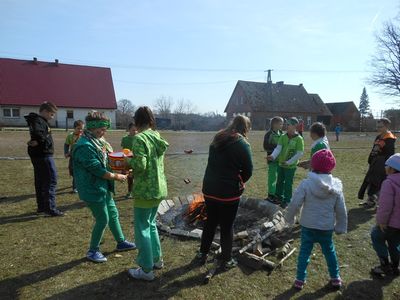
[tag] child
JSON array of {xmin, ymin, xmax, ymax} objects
[
  {"xmin": 267, "ymin": 117, "xmax": 304, "ymax": 208},
  {"xmin": 358, "ymin": 118, "xmax": 396, "ymax": 208},
  {"xmin": 334, "ymin": 123, "xmax": 341, "ymax": 142},
  {"xmin": 285, "ymin": 149, "xmax": 347, "ymax": 290},
  {"xmin": 64, "ymin": 120, "xmax": 84, "ymax": 193},
  {"xmin": 121, "ymin": 122, "xmax": 137, "ymax": 199},
  {"xmin": 370, "ymin": 153, "xmax": 400, "ymax": 277},
  {"xmin": 298, "ymin": 122, "xmax": 330, "ymax": 170},
  {"xmin": 263, "ymin": 116, "xmax": 284, "ymax": 203},
  {"xmin": 24, "ymin": 101, "xmax": 63, "ymax": 216},
  {"xmin": 127, "ymin": 106, "xmax": 168, "ymax": 281}
]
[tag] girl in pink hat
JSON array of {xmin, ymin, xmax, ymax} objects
[{"xmin": 285, "ymin": 149, "xmax": 347, "ymax": 290}]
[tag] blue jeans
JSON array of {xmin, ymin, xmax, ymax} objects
[
  {"xmin": 30, "ymin": 155, "xmax": 58, "ymax": 212},
  {"xmin": 297, "ymin": 226, "xmax": 340, "ymax": 281},
  {"xmin": 371, "ymin": 225, "xmax": 400, "ymax": 266}
]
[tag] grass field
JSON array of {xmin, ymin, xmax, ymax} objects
[{"xmin": 0, "ymin": 129, "xmax": 399, "ymax": 299}]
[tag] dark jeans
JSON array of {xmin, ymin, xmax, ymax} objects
[
  {"xmin": 30, "ymin": 156, "xmax": 58, "ymax": 212},
  {"xmin": 371, "ymin": 225, "xmax": 400, "ymax": 267},
  {"xmin": 200, "ymin": 198, "xmax": 239, "ymax": 261}
]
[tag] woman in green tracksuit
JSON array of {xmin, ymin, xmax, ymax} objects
[
  {"xmin": 73, "ymin": 111, "xmax": 136, "ymax": 263},
  {"xmin": 127, "ymin": 106, "xmax": 169, "ymax": 281}
]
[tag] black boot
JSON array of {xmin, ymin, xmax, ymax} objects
[
  {"xmin": 391, "ymin": 261, "xmax": 399, "ymax": 276},
  {"xmin": 371, "ymin": 257, "xmax": 391, "ymax": 276}
]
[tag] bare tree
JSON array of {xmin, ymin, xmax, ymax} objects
[
  {"xmin": 173, "ymin": 99, "xmax": 196, "ymax": 130},
  {"xmin": 154, "ymin": 96, "xmax": 174, "ymax": 118},
  {"xmin": 116, "ymin": 98, "xmax": 135, "ymax": 129},
  {"xmin": 370, "ymin": 19, "xmax": 400, "ymax": 99}
]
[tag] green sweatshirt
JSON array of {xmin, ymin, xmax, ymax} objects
[
  {"xmin": 128, "ymin": 129, "xmax": 169, "ymax": 208},
  {"xmin": 277, "ymin": 133, "xmax": 304, "ymax": 168}
]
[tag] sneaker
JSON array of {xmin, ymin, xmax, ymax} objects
[
  {"xmin": 45, "ymin": 209, "xmax": 64, "ymax": 217},
  {"xmin": 330, "ymin": 277, "xmax": 343, "ymax": 288},
  {"xmin": 223, "ymin": 258, "xmax": 238, "ymax": 269},
  {"xmin": 86, "ymin": 250, "xmax": 107, "ymax": 263},
  {"xmin": 371, "ymin": 264, "xmax": 392, "ymax": 276},
  {"xmin": 195, "ymin": 251, "xmax": 208, "ymax": 265},
  {"xmin": 280, "ymin": 202, "xmax": 288, "ymax": 209},
  {"xmin": 116, "ymin": 240, "xmax": 136, "ymax": 251},
  {"xmin": 294, "ymin": 279, "xmax": 305, "ymax": 290},
  {"xmin": 153, "ymin": 259, "xmax": 164, "ymax": 270},
  {"xmin": 391, "ymin": 265, "xmax": 400, "ymax": 276},
  {"xmin": 73, "ymin": 189, "xmax": 78, "ymax": 193},
  {"xmin": 128, "ymin": 267, "xmax": 155, "ymax": 281}
]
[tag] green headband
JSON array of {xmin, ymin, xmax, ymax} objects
[{"xmin": 86, "ymin": 120, "xmax": 111, "ymax": 129}]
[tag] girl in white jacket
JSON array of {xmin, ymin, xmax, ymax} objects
[{"xmin": 285, "ymin": 149, "xmax": 347, "ymax": 290}]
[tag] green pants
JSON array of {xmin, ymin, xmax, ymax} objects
[
  {"xmin": 134, "ymin": 206, "xmax": 162, "ymax": 272},
  {"xmin": 267, "ymin": 161, "xmax": 279, "ymax": 196},
  {"xmin": 276, "ymin": 166, "xmax": 297, "ymax": 204},
  {"xmin": 86, "ymin": 193, "xmax": 125, "ymax": 251}
]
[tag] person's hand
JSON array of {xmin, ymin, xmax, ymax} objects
[
  {"xmin": 267, "ymin": 155, "xmax": 274, "ymax": 161},
  {"xmin": 114, "ymin": 173, "xmax": 127, "ymax": 182},
  {"xmin": 64, "ymin": 152, "xmax": 70, "ymax": 158},
  {"xmin": 379, "ymin": 224, "xmax": 387, "ymax": 232},
  {"xmin": 27, "ymin": 140, "xmax": 38, "ymax": 147}
]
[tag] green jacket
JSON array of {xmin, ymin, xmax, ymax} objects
[
  {"xmin": 128, "ymin": 129, "xmax": 169, "ymax": 208},
  {"xmin": 202, "ymin": 134, "xmax": 253, "ymax": 201},
  {"xmin": 72, "ymin": 135, "xmax": 114, "ymax": 203}
]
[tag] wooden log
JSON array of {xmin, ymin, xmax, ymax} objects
[
  {"xmin": 239, "ymin": 228, "xmax": 276, "ymax": 254},
  {"xmin": 275, "ymin": 247, "xmax": 297, "ymax": 269}
]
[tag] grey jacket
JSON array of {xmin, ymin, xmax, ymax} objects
[{"xmin": 285, "ymin": 172, "xmax": 347, "ymax": 233}]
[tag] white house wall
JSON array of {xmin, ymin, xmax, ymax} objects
[{"xmin": 0, "ymin": 105, "xmax": 116, "ymax": 129}]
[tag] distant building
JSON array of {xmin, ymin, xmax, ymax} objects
[
  {"xmin": 224, "ymin": 79, "xmax": 332, "ymax": 130},
  {"xmin": 325, "ymin": 102, "xmax": 360, "ymax": 131},
  {"xmin": 0, "ymin": 57, "xmax": 117, "ymax": 128}
]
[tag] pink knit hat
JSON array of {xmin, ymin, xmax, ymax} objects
[{"xmin": 311, "ymin": 149, "xmax": 336, "ymax": 173}]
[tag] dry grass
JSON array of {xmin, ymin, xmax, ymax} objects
[{"xmin": 0, "ymin": 129, "xmax": 399, "ymax": 299}]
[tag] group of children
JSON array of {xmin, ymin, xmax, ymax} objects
[{"xmin": 263, "ymin": 116, "xmax": 400, "ymax": 289}]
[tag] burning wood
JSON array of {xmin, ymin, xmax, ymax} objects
[{"xmin": 183, "ymin": 194, "xmax": 207, "ymax": 224}]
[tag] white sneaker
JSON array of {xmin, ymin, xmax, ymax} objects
[
  {"xmin": 154, "ymin": 259, "xmax": 164, "ymax": 269},
  {"xmin": 128, "ymin": 267, "xmax": 155, "ymax": 281}
]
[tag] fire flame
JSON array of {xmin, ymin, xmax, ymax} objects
[{"xmin": 184, "ymin": 194, "xmax": 207, "ymax": 223}]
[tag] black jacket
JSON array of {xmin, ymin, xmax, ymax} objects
[
  {"xmin": 202, "ymin": 134, "xmax": 253, "ymax": 201},
  {"xmin": 25, "ymin": 113, "xmax": 54, "ymax": 157}
]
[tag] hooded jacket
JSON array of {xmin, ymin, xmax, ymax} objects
[
  {"xmin": 24, "ymin": 113, "xmax": 54, "ymax": 157},
  {"xmin": 285, "ymin": 172, "xmax": 347, "ymax": 233},
  {"xmin": 376, "ymin": 173, "xmax": 400, "ymax": 229},
  {"xmin": 128, "ymin": 129, "xmax": 169, "ymax": 208},
  {"xmin": 202, "ymin": 133, "xmax": 253, "ymax": 201}
]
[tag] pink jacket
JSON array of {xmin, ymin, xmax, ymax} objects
[{"xmin": 376, "ymin": 173, "xmax": 400, "ymax": 229}]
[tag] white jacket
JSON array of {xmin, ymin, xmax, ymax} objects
[{"xmin": 285, "ymin": 172, "xmax": 347, "ymax": 233}]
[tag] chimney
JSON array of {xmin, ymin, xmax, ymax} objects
[
  {"xmin": 54, "ymin": 59, "xmax": 59, "ymax": 66},
  {"xmin": 299, "ymin": 83, "xmax": 303, "ymax": 87},
  {"xmin": 33, "ymin": 57, "xmax": 38, "ymax": 64}
]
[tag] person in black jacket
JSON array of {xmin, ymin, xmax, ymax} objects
[
  {"xmin": 198, "ymin": 115, "xmax": 253, "ymax": 269},
  {"xmin": 359, "ymin": 118, "xmax": 397, "ymax": 208},
  {"xmin": 25, "ymin": 101, "xmax": 63, "ymax": 216}
]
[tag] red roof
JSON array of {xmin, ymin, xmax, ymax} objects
[{"xmin": 0, "ymin": 58, "xmax": 117, "ymax": 109}]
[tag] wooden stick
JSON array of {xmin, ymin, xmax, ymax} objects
[{"xmin": 275, "ymin": 247, "xmax": 297, "ymax": 269}]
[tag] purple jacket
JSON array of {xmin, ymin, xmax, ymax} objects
[{"xmin": 376, "ymin": 173, "xmax": 400, "ymax": 229}]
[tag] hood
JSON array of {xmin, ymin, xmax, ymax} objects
[
  {"xmin": 141, "ymin": 129, "xmax": 169, "ymax": 157},
  {"xmin": 311, "ymin": 136, "xmax": 329, "ymax": 149},
  {"xmin": 387, "ymin": 173, "xmax": 400, "ymax": 189},
  {"xmin": 306, "ymin": 171, "xmax": 342, "ymax": 198},
  {"xmin": 212, "ymin": 132, "xmax": 245, "ymax": 152},
  {"xmin": 24, "ymin": 112, "xmax": 40, "ymax": 123}
]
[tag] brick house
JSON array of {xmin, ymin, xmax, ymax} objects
[
  {"xmin": 0, "ymin": 57, "xmax": 117, "ymax": 128},
  {"xmin": 325, "ymin": 102, "xmax": 360, "ymax": 131},
  {"xmin": 224, "ymin": 80, "xmax": 332, "ymax": 130}
]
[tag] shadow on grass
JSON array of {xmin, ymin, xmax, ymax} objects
[
  {"xmin": 47, "ymin": 258, "xmax": 207, "ymax": 299},
  {"xmin": 0, "ymin": 199, "xmax": 86, "ymax": 225},
  {"xmin": 347, "ymin": 207, "xmax": 375, "ymax": 232},
  {"xmin": 0, "ymin": 186, "xmax": 73, "ymax": 205},
  {"xmin": 0, "ymin": 257, "xmax": 87, "ymax": 299},
  {"xmin": 336, "ymin": 277, "xmax": 395, "ymax": 300}
]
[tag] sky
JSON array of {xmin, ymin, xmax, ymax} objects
[{"xmin": 1, "ymin": 0, "xmax": 399, "ymax": 116}]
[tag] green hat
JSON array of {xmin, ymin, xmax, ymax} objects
[{"xmin": 286, "ymin": 117, "xmax": 299, "ymax": 126}]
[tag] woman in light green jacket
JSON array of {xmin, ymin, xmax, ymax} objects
[
  {"xmin": 73, "ymin": 111, "xmax": 136, "ymax": 263},
  {"xmin": 127, "ymin": 106, "xmax": 169, "ymax": 281}
]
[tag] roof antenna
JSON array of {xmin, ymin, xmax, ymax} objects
[{"xmin": 264, "ymin": 69, "xmax": 273, "ymax": 83}]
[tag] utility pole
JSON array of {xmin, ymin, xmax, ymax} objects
[{"xmin": 264, "ymin": 69, "xmax": 273, "ymax": 83}]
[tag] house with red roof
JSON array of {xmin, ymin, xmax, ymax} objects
[{"xmin": 0, "ymin": 57, "xmax": 117, "ymax": 128}]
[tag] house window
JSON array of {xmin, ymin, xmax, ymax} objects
[
  {"xmin": 247, "ymin": 112, "xmax": 251, "ymax": 117},
  {"xmin": 307, "ymin": 116, "xmax": 312, "ymax": 126},
  {"xmin": 66, "ymin": 110, "xmax": 74, "ymax": 119},
  {"xmin": 3, "ymin": 108, "xmax": 20, "ymax": 118}
]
